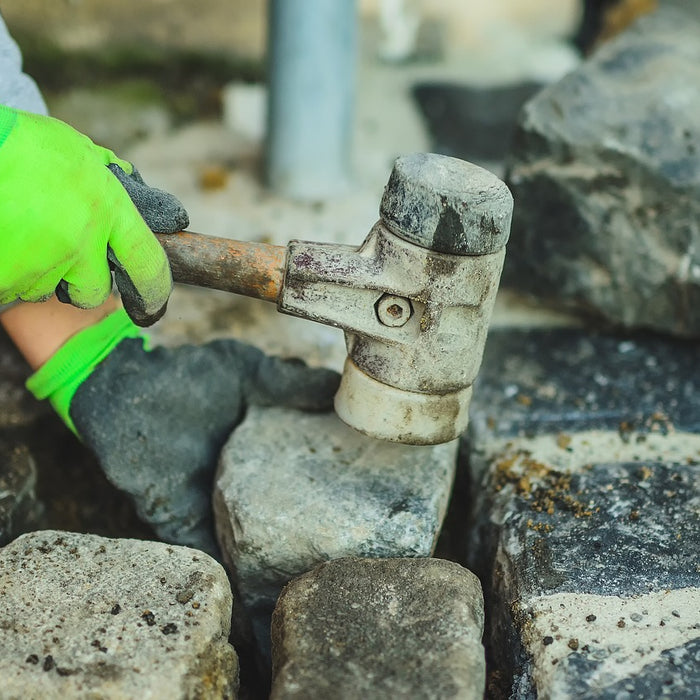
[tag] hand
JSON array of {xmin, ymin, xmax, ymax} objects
[
  {"xmin": 0, "ymin": 105, "xmax": 188, "ymax": 326},
  {"xmin": 26, "ymin": 310, "xmax": 340, "ymax": 555}
]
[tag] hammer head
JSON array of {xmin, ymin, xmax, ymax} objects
[{"xmin": 280, "ymin": 153, "xmax": 513, "ymax": 444}]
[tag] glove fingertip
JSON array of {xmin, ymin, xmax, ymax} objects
[
  {"xmin": 297, "ymin": 367, "xmax": 342, "ymax": 411},
  {"xmin": 122, "ymin": 294, "xmax": 169, "ymax": 327},
  {"xmin": 269, "ymin": 362, "xmax": 341, "ymax": 412},
  {"xmin": 129, "ymin": 301, "xmax": 169, "ymax": 328},
  {"xmin": 113, "ymin": 263, "xmax": 172, "ymax": 328}
]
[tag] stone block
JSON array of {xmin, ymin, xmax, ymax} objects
[
  {"xmin": 466, "ymin": 328, "xmax": 700, "ymax": 697},
  {"xmin": 0, "ymin": 531, "xmax": 238, "ymax": 699},
  {"xmin": 0, "ymin": 330, "xmax": 50, "ymax": 430},
  {"xmin": 270, "ymin": 557, "xmax": 485, "ymax": 700},
  {"xmin": 214, "ymin": 406, "xmax": 458, "ymax": 658},
  {"xmin": 470, "ymin": 327, "xmax": 700, "ymax": 445},
  {"xmin": 504, "ymin": 5, "xmax": 700, "ymax": 336},
  {"xmin": 412, "ymin": 81, "xmax": 543, "ymax": 163}
]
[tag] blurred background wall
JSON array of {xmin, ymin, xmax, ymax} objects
[{"xmin": 1, "ymin": 0, "xmax": 579, "ymax": 63}]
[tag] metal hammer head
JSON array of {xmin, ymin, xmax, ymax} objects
[{"xmin": 281, "ymin": 153, "xmax": 513, "ymax": 444}]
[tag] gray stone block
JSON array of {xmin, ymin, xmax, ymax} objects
[
  {"xmin": 0, "ymin": 330, "xmax": 50, "ymax": 430},
  {"xmin": 466, "ymin": 328, "xmax": 700, "ymax": 698},
  {"xmin": 270, "ymin": 557, "xmax": 485, "ymax": 700},
  {"xmin": 214, "ymin": 406, "xmax": 458, "ymax": 658},
  {"xmin": 0, "ymin": 439, "xmax": 42, "ymax": 547},
  {"xmin": 0, "ymin": 531, "xmax": 238, "ymax": 699},
  {"xmin": 504, "ymin": 6, "xmax": 700, "ymax": 336},
  {"xmin": 470, "ymin": 327, "xmax": 700, "ymax": 445},
  {"xmin": 473, "ymin": 445, "xmax": 700, "ymax": 699}
]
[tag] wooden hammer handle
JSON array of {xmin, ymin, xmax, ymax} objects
[{"xmin": 155, "ymin": 231, "xmax": 286, "ymax": 304}]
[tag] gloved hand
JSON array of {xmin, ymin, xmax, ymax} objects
[
  {"xmin": 26, "ymin": 310, "xmax": 340, "ymax": 556},
  {"xmin": 0, "ymin": 105, "xmax": 188, "ymax": 326}
]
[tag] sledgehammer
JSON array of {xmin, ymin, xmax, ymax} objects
[{"xmin": 155, "ymin": 153, "xmax": 512, "ymax": 445}]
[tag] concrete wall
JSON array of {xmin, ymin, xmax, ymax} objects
[
  {"xmin": 1, "ymin": 0, "xmax": 267, "ymax": 58},
  {"xmin": 2, "ymin": 0, "xmax": 579, "ymax": 61},
  {"xmin": 361, "ymin": 0, "xmax": 579, "ymax": 51}
]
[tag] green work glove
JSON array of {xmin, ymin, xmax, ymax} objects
[
  {"xmin": 26, "ymin": 310, "xmax": 341, "ymax": 556},
  {"xmin": 0, "ymin": 105, "xmax": 188, "ymax": 326}
]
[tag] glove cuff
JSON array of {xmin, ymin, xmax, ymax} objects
[
  {"xmin": 0, "ymin": 105, "xmax": 18, "ymax": 150},
  {"xmin": 26, "ymin": 308, "xmax": 146, "ymax": 435}
]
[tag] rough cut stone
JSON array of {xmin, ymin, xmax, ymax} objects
[
  {"xmin": 412, "ymin": 80, "xmax": 543, "ymax": 163},
  {"xmin": 214, "ymin": 406, "xmax": 458, "ymax": 658},
  {"xmin": 470, "ymin": 327, "xmax": 700, "ymax": 448},
  {"xmin": 504, "ymin": 6, "xmax": 700, "ymax": 336},
  {"xmin": 0, "ymin": 531, "xmax": 238, "ymax": 699},
  {"xmin": 270, "ymin": 557, "xmax": 485, "ymax": 700},
  {"xmin": 465, "ymin": 328, "xmax": 700, "ymax": 698},
  {"xmin": 0, "ymin": 330, "xmax": 47, "ymax": 546},
  {"xmin": 0, "ymin": 439, "xmax": 42, "ymax": 547}
]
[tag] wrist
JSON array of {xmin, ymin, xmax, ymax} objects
[
  {"xmin": 1, "ymin": 296, "xmax": 121, "ymax": 370},
  {"xmin": 26, "ymin": 308, "xmax": 146, "ymax": 434}
]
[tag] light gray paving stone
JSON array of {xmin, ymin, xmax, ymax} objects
[
  {"xmin": 504, "ymin": 5, "xmax": 700, "ymax": 336},
  {"xmin": 214, "ymin": 406, "xmax": 458, "ymax": 659},
  {"xmin": 0, "ymin": 530, "xmax": 238, "ymax": 699},
  {"xmin": 270, "ymin": 557, "xmax": 485, "ymax": 700}
]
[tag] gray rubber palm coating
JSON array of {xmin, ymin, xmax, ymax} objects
[
  {"xmin": 70, "ymin": 338, "xmax": 340, "ymax": 557},
  {"xmin": 108, "ymin": 164, "xmax": 190, "ymax": 234},
  {"xmin": 379, "ymin": 153, "xmax": 513, "ymax": 256},
  {"xmin": 106, "ymin": 164, "xmax": 189, "ymax": 326}
]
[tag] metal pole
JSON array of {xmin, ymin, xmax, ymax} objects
[{"xmin": 266, "ymin": 0, "xmax": 357, "ymax": 200}]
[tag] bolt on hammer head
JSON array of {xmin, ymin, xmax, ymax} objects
[{"xmin": 280, "ymin": 153, "xmax": 513, "ymax": 444}]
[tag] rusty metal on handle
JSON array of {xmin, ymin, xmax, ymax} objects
[{"xmin": 155, "ymin": 231, "xmax": 286, "ymax": 303}]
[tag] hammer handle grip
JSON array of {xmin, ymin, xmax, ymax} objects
[{"xmin": 155, "ymin": 231, "xmax": 286, "ymax": 303}]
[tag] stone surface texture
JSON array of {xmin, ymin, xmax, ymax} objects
[
  {"xmin": 270, "ymin": 557, "xmax": 485, "ymax": 700},
  {"xmin": 0, "ymin": 531, "xmax": 238, "ymax": 699},
  {"xmin": 6, "ymin": 2, "xmax": 695, "ymax": 697},
  {"xmin": 0, "ymin": 439, "xmax": 42, "ymax": 547},
  {"xmin": 504, "ymin": 6, "xmax": 700, "ymax": 336},
  {"xmin": 0, "ymin": 331, "xmax": 50, "ymax": 430},
  {"xmin": 379, "ymin": 152, "xmax": 513, "ymax": 255},
  {"xmin": 467, "ymin": 328, "xmax": 700, "ymax": 698},
  {"xmin": 214, "ymin": 406, "xmax": 458, "ymax": 657}
]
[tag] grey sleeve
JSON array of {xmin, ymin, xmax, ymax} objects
[
  {"xmin": 0, "ymin": 12, "xmax": 47, "ymax": 114},
  {"xmin": 0, "ymin": 14, "xmax": 47, "ymax": 313}
]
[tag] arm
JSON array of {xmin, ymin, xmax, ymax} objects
[
  {"xmin": 0, "ymin": 12, "xmax": 129, "ymax": 364},
  {"xmin": 0, "ymin": 12, "xmax": 116, "ymax": 360},
  {"xmin": 1, "ymin": 296, "xmax": 119, "ymax": 370}
]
